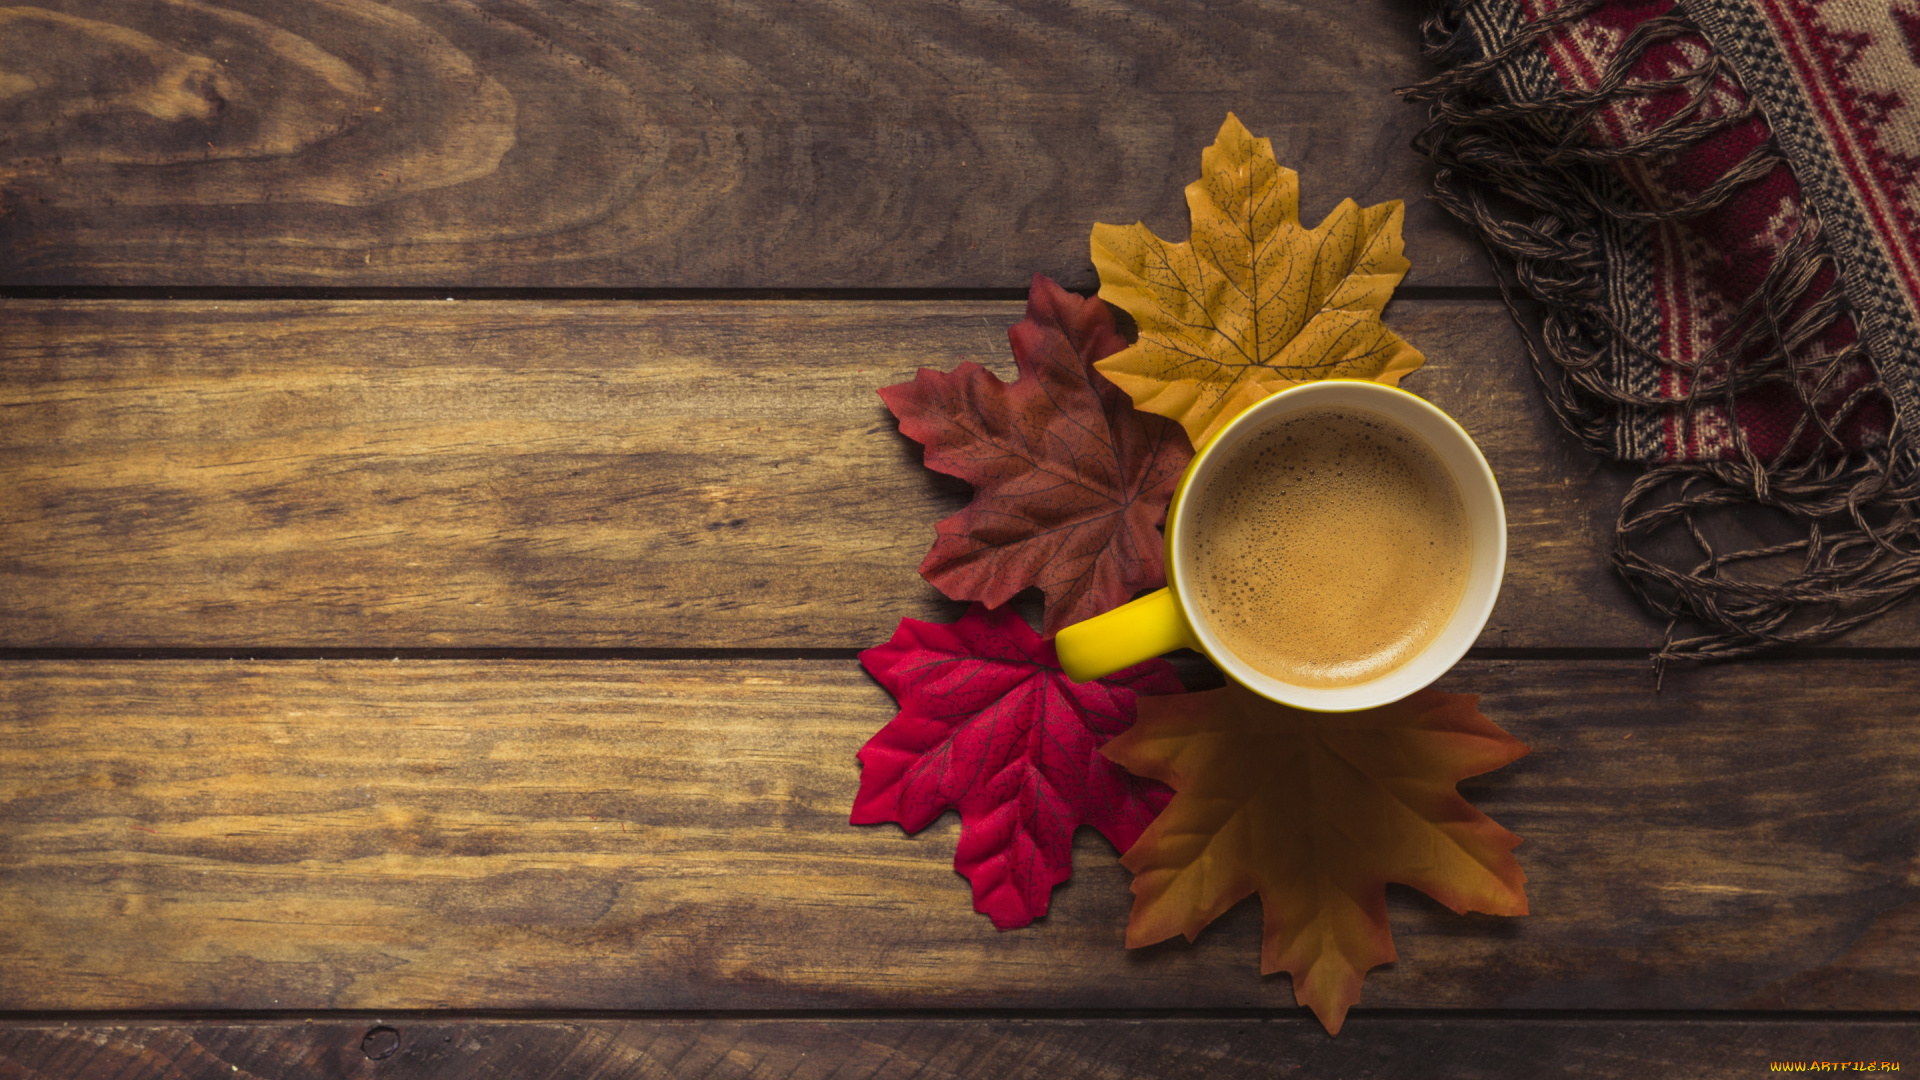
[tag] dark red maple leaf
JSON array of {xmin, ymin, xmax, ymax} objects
[
  {"xmin": 880, "ymin": 274, "xmax": 1193, "ymax": 635},
  {"xmin": 855, "ymin": 603, "xmax": 1186, "ymax": 929}
]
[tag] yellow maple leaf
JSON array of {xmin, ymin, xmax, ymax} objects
[
  {"xmin": 1091, "ymin": 113, "xmax": 1425, "ymax": 448},
  {"xmin": 1101, "ymin": 684, "xmax": 1528, "ymax": 1036}
]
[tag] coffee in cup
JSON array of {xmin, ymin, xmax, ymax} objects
[
  {"xmin": 1055, "ymin": 379, "xmax": 1505, "ymax": 712},
  {"xmin": 1185, "ymin": 406, "xmax": 1471, "ymax": 688}
]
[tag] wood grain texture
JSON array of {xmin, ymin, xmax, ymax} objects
[
  {"xmin": 2, "ymin": 657, "xmax": 1916, "ymax": 1012},
  {"xmin": 1, "ymin": 1018, "xmax": 1913, "ymax": 1080},
  {"xmin": 0, "ymin": 0, "xmax": 1483, "ymax": 289},
  {"xmin": 0, "ymin": 297, "xmax": 1696, "ymax": 650}
]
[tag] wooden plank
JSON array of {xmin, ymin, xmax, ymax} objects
[
  {"xmin": 1, "ymin": 297, "xmax": 1697, "ymax": 650},
  {"xmin": 0, "ymin": 0, "xmax": 1483, "ymax": 289},
  {"xmin": 0, "ymin": 1017, "xmax": 1912, "ymax": 1080},
  {"xmin": 2, "ymin": 657, "xmax": 1916, "ymax": 1012}
]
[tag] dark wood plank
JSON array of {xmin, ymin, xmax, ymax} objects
[
  {"xmin": 0, "ymin": 1017, "xmax": 1912, "ymax": 1080},
  {"xmin": 1, "ymin": 297, "xmax": 1695, "ymax": 650},
  {"xmin": 2, "ymin": 658, "xmax": 1916, "ymax": 1012},
  {"xmin": 0, "ymin": 0, "xmax": 1482, "ymax": 289}
]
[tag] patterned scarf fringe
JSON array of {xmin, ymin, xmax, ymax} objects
[{"xmin": 1400, "ymin": 0, "xmax": 1920, "ymax": 666}]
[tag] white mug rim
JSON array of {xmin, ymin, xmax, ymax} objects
[{"xmin": 1168, "ymin": 380, "xmax": 1507, "ymax": 711}]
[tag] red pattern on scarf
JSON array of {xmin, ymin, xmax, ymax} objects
[{"xmin": 1518, "ymin": 0, "xmax": 1888, "ymax": 463}]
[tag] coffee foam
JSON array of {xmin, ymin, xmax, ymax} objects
[{"xmin": 1187, "ymin": 406, "xmax": 1471, "ymax": 689}]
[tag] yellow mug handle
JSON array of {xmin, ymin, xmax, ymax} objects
[{"xmin": 1054, "ymin": 588, "xmax": 1200, "ymax": 683}]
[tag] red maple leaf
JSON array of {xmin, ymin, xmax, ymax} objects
[
  {"xmin": 855, "ymin": 603, "xmax": 1186, "ymax": 929},
  {"xmin": 880, "ymin": 274, "xmax": 1194, "ymax": 635}
]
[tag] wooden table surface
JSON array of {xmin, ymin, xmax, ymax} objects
[{"xmin": 3, "ymin": 1, "xmax": 1917, "ymax": 1076}]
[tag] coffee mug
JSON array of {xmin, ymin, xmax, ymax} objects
[{"xmin": 1054, "ymin": 379, "xmax": 1505, "ymax": 712}]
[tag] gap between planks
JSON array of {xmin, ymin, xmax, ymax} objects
[
  {"xmin": 4, "ymin": 647, "xmax": 1920, "ymax": 662},
  {"xmin": 0, "ymin": 286, "xmax": 1512, "ymax": 302}
]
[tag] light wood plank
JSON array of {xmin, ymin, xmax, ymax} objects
[
  {"xmin": 2, "ymin": 658, "xmax": 1916, "ymax": 1011},
  {"xmin": 1, "ymin": 1017, "xmax": 1912, "ymax": 1080},
  {"xmin": 1, "ymin": 297, "xmax": 1691, "ymax": 650},
  {"xmin": 0, "ymin": 0, "xmax": 1482, "ymax": 288}
]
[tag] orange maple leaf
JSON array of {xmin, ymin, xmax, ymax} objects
[
  {"xmin": 1091, "ymin": 113, "xmax": 1424, "ymax": 448},
  {"xmin": 1100, "ymin": 684, "xmax": 1528, "ymax": 1035}
]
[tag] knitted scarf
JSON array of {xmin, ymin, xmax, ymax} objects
[{"xmin": 1404, "ymin": 0, "xmax": 1920, "ymax": 662}]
